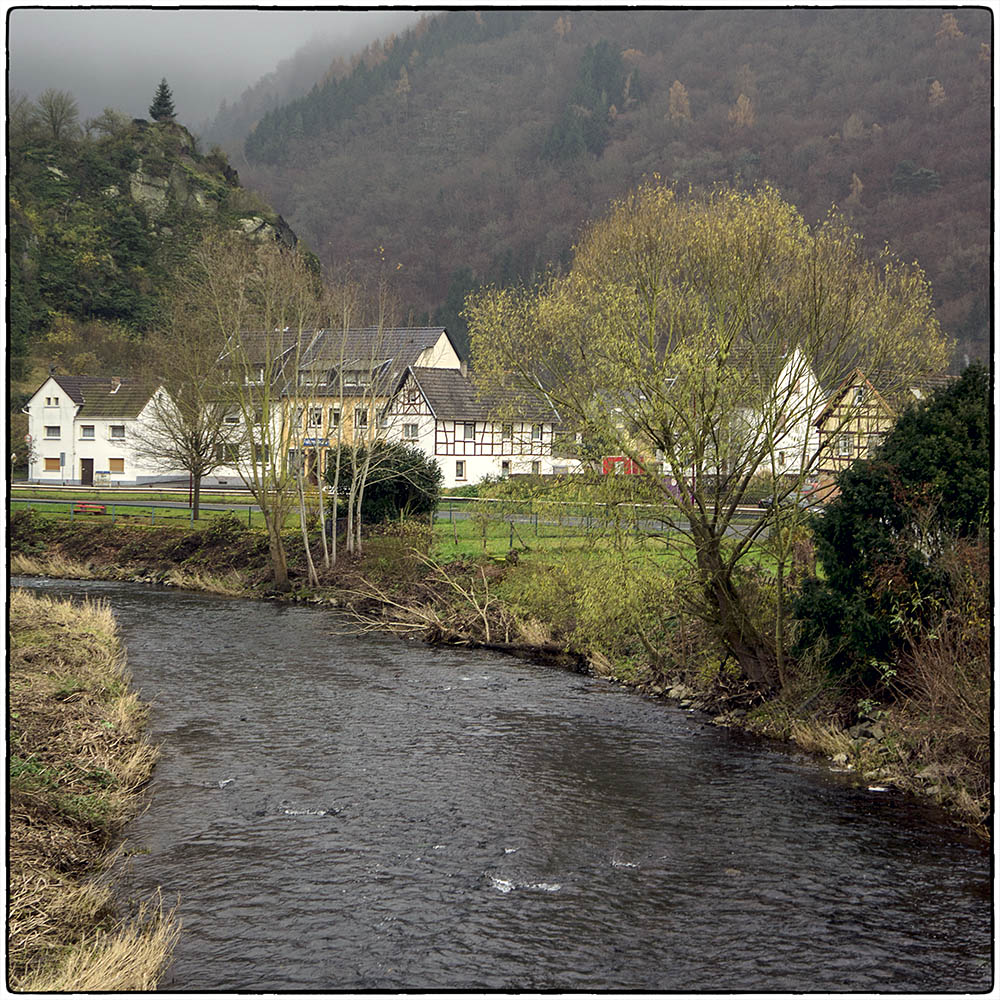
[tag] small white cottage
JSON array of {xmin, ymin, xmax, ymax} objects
[{"xmin": 23, "ymin": 375, "xmax": 184, "ymax": 485}]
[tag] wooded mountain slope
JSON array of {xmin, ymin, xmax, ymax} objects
[
  {"xmin": 228, "ymin": 8, "xmax": 990, "ymax": 364},
  {"xmin": 9, "ymin": 106, "xmax": 298, "ymax": 397}
]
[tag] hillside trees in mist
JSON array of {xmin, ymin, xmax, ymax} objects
[{"xmin": 229, "ymin": 7, "xmax": 990, "ymax": 366}]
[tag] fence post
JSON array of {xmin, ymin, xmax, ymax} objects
[
  {"xmin": 248, "ymin": 505, "xmax": 252, "ymax": 528},
  {"xmin": 111, "ymin": 504, "xmax": 116, "ymax": 525},
  {"xmin": 191, "ymin": 506, "xmax": 195, "ymax": 525},
  {"xmin": 509, "ymin": 521, "xmax": 514, "ymax": 549},
  {"xmin": 151, "ymin": 505, "xmax": 155, "ymax": 525},
  {"xmin": 69, "ymin": 502, "xmax": 73, "ymax": 523}
]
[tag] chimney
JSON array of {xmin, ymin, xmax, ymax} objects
[{"xmin": 111, "ymin": 377, "xmax": 121, "ymax": 393}]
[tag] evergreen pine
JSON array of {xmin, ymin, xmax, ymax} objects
[{"xmin": 149, "ymin": 79, "xmax": 176, "ymax": 121}]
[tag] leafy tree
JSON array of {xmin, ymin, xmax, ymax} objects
[
  {"xmin": 668, "ymin": 80, "xmax": 692, "ymax": 123},
  {"xmin": 327, "ymin": 441, "xmax": 442, "ymax": 523},
  {"xmin": 795, "ymin": 363, "xmax": 990, "ymax": 684},
  {"xmin": 468, "ymin": 180, "xmax": 948, "ymax": 689},
  {"xmin": 891, "ymin": 160, "xmax": 942, "ymax": 195},
  {"xmin": 149, "ymin": 78, "xmax": 176, "ymax": 121}
]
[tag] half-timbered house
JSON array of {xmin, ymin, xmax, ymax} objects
[{"xmin": 386, "ymin": 366, "xmax": 566, "ymax": 487}]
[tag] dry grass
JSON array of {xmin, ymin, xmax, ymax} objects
[
  {"xmin": 11, "ymin": 552, "xmax": 98, "ymax": 579},
  {"xmin": 8, "ymin": 590, "xmax": 179, "ymax": 990},
  {"xmin": 789, "ymin": 720, "xmax": 856, "ymax": 759},
  {"xmin": 19, "ymin": 895, "xmax": 181, "ymax": 993},
  {"xmin": 162, "ymin": 566, "xmax": 247, "ymax": 595}
]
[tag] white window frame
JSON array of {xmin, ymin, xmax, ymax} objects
[
  {"xmin": 462, "ymin": 422, "xmax": 476, "ymax": 440},
  {"xmin": 44, "ymin": 425, "xmax": 61, "ymax": 439},
  {"xmin": 308, "ymin": 406, "xmax": 323, "ymax": 428},
  {"xmin": 836, "ymin": 432, "xmax": 854, "ymax": 458},
  {"xmin": 455, "ymin": 460, "xmax": 466, "ymax": 481},
  {"xmin": 402, "ymin": 423, "xmax": 419, "ymax": 441},
  {"xmin": 531, "ymin": 423, "xmax": 543, "ymax": 442},
  {"xmin": 109, "ymin": 424, "xmax": 126, "ymax": 439},
  {"xmin": 81, "ymin": 425, "xmax": 95, "ymax": 439}
]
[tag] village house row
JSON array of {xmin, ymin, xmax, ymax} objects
[{"xmin": 23, "ymin": 326, "xmax": 941, "ymax": 491}]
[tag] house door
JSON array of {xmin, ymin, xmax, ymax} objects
[{"xmin": 81, "ymin": 458, "xmax": 94, "ymax": 486}]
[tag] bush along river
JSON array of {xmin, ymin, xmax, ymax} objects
[{"xmin": 15, "ymin": 577, "xmax": 992, "ymax": 993}]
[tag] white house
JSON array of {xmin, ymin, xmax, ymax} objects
[
  {"xmin": 385, "ymin": 366, "xmax": 567, "ymax": 488},
  {"xmin": 24, "ymin": 375, "xmax": 185, "ymax": 485}
]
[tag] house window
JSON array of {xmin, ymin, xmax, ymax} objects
[
  {"xmin": 224, "ymin": 415, "xmax": 240, "ymax": 426},
  {"xmin": 44, "ymin": 426, "xmax": 60, "ymax": 439},
  {"xmin": 501, "ymin": 460, "xmax": 511, "ymax": 477},
  {"xmin": 44, "ymin": 457, "xmax": 60, "ymax": 471},
  {"xmin": 455, "ymin": 460, "xmax": 466, "ymax": 481},
  {"xmin": 531, "ymin": 460, "xmax": 541, "ymax": 475},
  {"xmin": 329, "ymin": 407, "xmax": 341, "ymax": 429},
  {"xmin": 309, "ymin": 407, "xmax": 323, "ymax": 428},
  {"xmin": 462, "ymin": 422, "xmax": 476, "ymax": 440},
  {"xmin": 403, "ymin": 423, "xmax": 419, "ymax": 441},
  {"xmin": 853, "ymin": 386, "xmax": 865, "ymax": 404},
  {"xmin": 45, "ymin": 397, "xmax": 51, "ymax": 405},
  {"xmin": 81, "ymin": 425, "xmax": 95, "ymax": 439},
  {"xmin": 502, "ymin": 423, "xmax": 513, "ymax": 440},
  {"xmin": 110, "ymin": 425, "xmax": 126, "ymax": 439},
  {"xmin": 869, "ymin": 432, "xmax": 885, "ymax": 451},
  {"xmin": 836, "ymin": 433, "xmax": 854, "ymax": 458},
  {"xmin": 354, "ymin": 407, "xmax": 368, "ymax": 429},
  {"xmin": 53, "ymin": 397, "xmax": 58, "ymax": 404},
  {"xmin": 252, "ymin": 443, "xmax": 270, "ymax": 465},
  {"xmin": 531, "ymin": 424, "xmax": 543, "ymax": 442},
  {"xmin": 217, "ymin": 443, "xmax": 240, "ymax": 463},
  {"xmin": 108, "ymin": 458, "xmax": 125, "ymax": 474}
]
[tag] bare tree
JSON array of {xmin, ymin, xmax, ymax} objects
[
  {"xmin": 130, "ymin": 296, "xmax": 232, "ymax": 519},
  {"xmin": 186, "ymin": 232, "xmax": 324, "ymax": 590}
]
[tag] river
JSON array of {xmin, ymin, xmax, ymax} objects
[{"xmin": 15, "ymin": 577, "xmax": 992, "ymax": 992}]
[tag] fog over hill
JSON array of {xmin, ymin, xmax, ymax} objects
[{"xmin": 7, "ymin": 8, "xmax": 423, "ymax": 123}]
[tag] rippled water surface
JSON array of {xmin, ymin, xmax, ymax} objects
[{"xmin": 17, "ymin": 578, "xmax": 992, "ymax": 992}]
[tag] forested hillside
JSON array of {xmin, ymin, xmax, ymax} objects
[
  {"xmin": 8, "ymin": 91, "xmax": 300, "ymax": 396},
  {"xmin": 226, "ymin": 7, "xmax": 990, "ymax": 364}
]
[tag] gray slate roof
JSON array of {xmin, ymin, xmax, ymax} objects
[
  {"xmin": 51, "ymin": 376, "xmax": 155, "ymax": 418},
  {"xmin": 225, "ymin": 327, "xmax": 456, "ymax": 391},
  {"xmin": 407, "ymin": 367, "xmax": 558, "ymax": 423}
]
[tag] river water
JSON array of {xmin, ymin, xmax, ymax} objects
[{"xmin": 16, "ymin": 578, "xmax": 992, "ymax": 992}]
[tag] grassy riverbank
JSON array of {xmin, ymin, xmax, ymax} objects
[
  {"xmin": 10, "ymin": 509, "xmax": 989, "ymax": 839},
  {"xmin": 8, "ymin": 589, "xmax": 179, "ymax": 990}
]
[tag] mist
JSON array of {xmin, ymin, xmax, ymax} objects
[{"xmin": 7, "ymin": 8, "xmax": 424, "ymax": 125}]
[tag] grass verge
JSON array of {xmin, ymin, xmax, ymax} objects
[{"xmin": 8, "ymin": 590, "xmax": 180, "ymax": 990}]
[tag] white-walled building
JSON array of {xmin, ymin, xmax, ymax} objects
[
  {"xmin": 385, "ymin": 366, "xmax": 567, "ymax": 488},
  {"xmin": 24, "ymin": 375, "xmax": 185, "ymax": 485}
]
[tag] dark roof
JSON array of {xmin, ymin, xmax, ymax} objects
[
  {"xmin": 302, "ymin": 327, "xmax": 452, "ymax": 374},
  {"xmin": 51, "ymin": 376, "xmax": 156, "ymax": 418},
  {"xmin": 407, "ymin": 367, "xmax": 558, "ymax": 423},
  {"xmin": 224, "ymin": 327, "xmax": 456, "ymax": 390}
]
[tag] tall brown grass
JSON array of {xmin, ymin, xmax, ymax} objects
[{"xmin": 8, "ymin": 590, "xmax": 179, "ymax": 989}]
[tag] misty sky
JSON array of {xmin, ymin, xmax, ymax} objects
[{"xmin": 7, "ymin": 7, "xmax": 424, "ymax": 125}]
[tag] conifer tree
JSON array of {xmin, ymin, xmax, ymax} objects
[{"xmin": 149, "ymin": 78, "xmax": 176, "ymax": 121}]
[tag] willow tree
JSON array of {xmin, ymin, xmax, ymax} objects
[{"xmin": 467, "ymin": 181, "xmax": 948, "ymax": 689}]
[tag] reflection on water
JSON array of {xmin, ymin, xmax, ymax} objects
[{"xmin": 15, "ymin": 577, "xmax": 992, "ymax": 992}]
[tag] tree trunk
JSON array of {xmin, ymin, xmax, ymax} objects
[
  {"xmin": 266, "ymin": 518, "xmax": 291, "ymax": 592},
  {"xmin": 192, "ymin": 472, "xmax": 202, "ymax": 521},
  {"xmin": 697, "ymin": 536, "xmax": 776, "ymax": 690}
]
